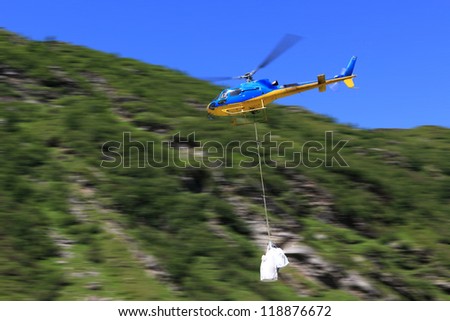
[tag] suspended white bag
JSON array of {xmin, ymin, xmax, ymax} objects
[{"xmin": 260, "ymin": 242, "xmax": 289, "ymax": 282}]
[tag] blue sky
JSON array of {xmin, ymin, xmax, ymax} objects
[{"xmin": 1, "ymin": 0, "xmax": 449, "ymax": 128}]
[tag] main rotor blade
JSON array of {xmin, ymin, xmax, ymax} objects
[
  {"xmin": 253, "ymin": 34, "xmax": 302, "ymax": 75},
  {"xmin": 205, "ymin": 76, "xmax": 239, "ymax": 82},
  {"xmin": 205, "ymin": 34, "xmax": 301, "ymax": 82}
]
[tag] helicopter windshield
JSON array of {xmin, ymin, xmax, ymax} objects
[
  {"xmin": 214, "ymin": 90, "xmax": 226, "ymax": 100},
  {"xmin": 216, "ymin": 88, "xmax": 241, "ymax": 100},
  {"xmin": 219, "ymin": 90, "xmax": 229, "ymax": 99}
]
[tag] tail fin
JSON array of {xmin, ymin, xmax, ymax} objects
[
  {"xmin": 341, "ymin": 56, "xmax": 357, "ymax": 76},
  {"xmin": 335, "ymin": 56, "xmax": 357, "ymax": 88}
]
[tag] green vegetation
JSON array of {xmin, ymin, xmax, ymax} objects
[{"xmin": 0, "ymin": 29, "xmax": 448, "ymax": 300}]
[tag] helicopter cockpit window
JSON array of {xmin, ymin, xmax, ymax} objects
[
  {"xmin": 217, "ymin": 88, "xmax": 242, "ymax": 100},
  {"xmin": 228, "ymin": 89, "xmax": 242, "ymax": 96}
]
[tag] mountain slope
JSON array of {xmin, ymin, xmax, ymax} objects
[{"xmin": 0, "ymin": 29, "xmax": 448, "ymax": 300}]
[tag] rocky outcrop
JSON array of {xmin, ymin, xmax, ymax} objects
[
  {"xmin": 285, "ymin": 243, "xmax": 380, "ymax": 298},
  {"xmin": 0, "ymin": 64, "xmax": 82, "ymax": 102},
  {"xmin": 49, "ymin": 230, "xmax": 75, "ymax": 263},
  {"xmin": 278, "ymin": 168, "xmax": 337, "ymax": 223},
  {"xmin": 370, "ymin": 272, "xmax": 432, "ymax": 300}
]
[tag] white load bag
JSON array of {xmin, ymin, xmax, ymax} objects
[
  {"xmin": 260, "ymin": 250, "xmax": 278, "ymax": 282},
  {"xmin": 260, "ymin": 242, "xmax": 289, "ymax": 282}
]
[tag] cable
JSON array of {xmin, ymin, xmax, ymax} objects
[{"xmin": 254, "ymin": 121, "xmax": 271, "ymax": 242}]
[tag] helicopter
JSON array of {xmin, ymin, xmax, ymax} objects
[{"xmin": 206, "ymin": 34, "xmax": 357, "ymax": 121}]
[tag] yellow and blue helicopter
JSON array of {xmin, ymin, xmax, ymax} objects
[{"xmin": 206, "ymin": 34, "xmax": 357, "ymax": 122}]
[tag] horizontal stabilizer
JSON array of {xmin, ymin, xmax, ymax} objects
[{"xmin": 344, "ymin": 78, "xmax": 355, "ymax": 88}]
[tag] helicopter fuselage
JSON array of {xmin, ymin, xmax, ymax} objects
[
  {"xmin": 206, "ymin": 56, "xmax": 357, "ymax": 117},
  {"xmin": 206, "ymin": 75, "xmax": 355, "ymax": 117}
]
